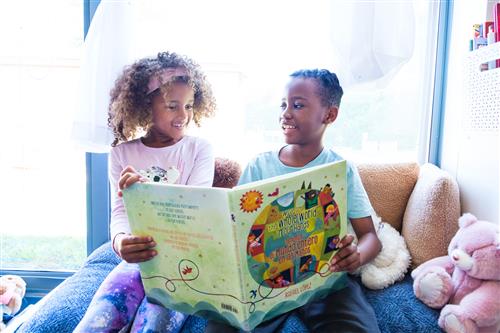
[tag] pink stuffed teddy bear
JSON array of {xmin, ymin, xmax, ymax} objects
[{"xmin": 411, "ymin": 213, "xmax": 500, "ymax": 333}]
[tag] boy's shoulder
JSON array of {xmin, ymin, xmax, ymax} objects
[{"xmin": 248, "ymin": 150, "xmax": 279, "ymax": 166}]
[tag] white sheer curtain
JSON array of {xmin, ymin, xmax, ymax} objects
[
  {"xmin": 72, "ymin": 0, "xmax": 137, "ymax": 152},
  {"xmin": 72, "ymin": 0, "xmax": 417, "ymax": 154},
  {"xmin": 330, "ymin": 1, "xmax": 415, "ymax": 86}
]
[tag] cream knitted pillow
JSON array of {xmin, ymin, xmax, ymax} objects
[{"xmin": 402, "ymin": 163, "xmax": 460, "ymax": 268}]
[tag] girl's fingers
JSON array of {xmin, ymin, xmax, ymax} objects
[
  {"xmin": 119, "ymin": 172, "xmax": 142, "ymax": 190},
  {"xmin": 118, "ymin": 173, "xmax": 131, "ymax": 190},
  {"xmin": 121, "ymin": 242, "xmax": 156, "ymax": 254},
  {"xmin": 122, "ymin": 235, "xmax": 154, "ymax": 245},
  {"xmin": 118, "ymin": 166, "xmax": 142, "ymax": 190},
  {"xmin": 123, "ymin": 249, "xmax": 157, "ymax": 263},
  {"xmin": 120, "ymin": 165, "xmax": 137, "ymax": 177}
]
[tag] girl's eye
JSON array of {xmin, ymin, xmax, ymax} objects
[
  {"xmin": 293, "ymin": 103, "xmax": 304, "ymax": 109},
  {"xmin": 185, "ymin": 104, "xmax": 194, "ymax": 111},
  {"xmin": 166, "ymin": 104, "xmax": 177, "ymax": 111},
  {"xmin": 280, "ymin": 102, "xmax": 287, "ymax": 110}
]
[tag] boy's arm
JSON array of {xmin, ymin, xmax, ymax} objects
[
  {"xmin": 331, "ymin": 216, "xmax": 381, "ymax": 273},
  {"xmin": 350, "ymin": 216, "xmax": 382, "ymax": 266}
]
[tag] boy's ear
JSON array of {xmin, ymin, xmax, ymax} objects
[{"xmin": 323, "ymin": 106, "xmax": 338, "ymax": 124}]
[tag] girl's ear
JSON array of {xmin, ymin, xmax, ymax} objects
[{"xmin": 323, "ymin": 106, "xmax": 338, "ymax": 124}]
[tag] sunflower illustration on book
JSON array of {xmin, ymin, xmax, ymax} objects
[{"xmin": 240, "ymin": 190, "xmax": 264, "ymax": 213}]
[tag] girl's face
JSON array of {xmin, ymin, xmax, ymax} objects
[
  {"xmin": 149, "ymin": 82, "xmax": 194, "ymax": 145},
  {"xmin": 279, "ymin": 78, "xmax": 337, "ymax": 146}
]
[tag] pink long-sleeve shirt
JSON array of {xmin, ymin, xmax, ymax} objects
[{"xmin": 108, "ymin": 136, "xmax": 214, "ymax": 241}]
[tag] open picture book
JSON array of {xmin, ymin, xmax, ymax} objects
[{"xmin": 122, "ymin": 160, "xmax": 348, "ymax": 330}]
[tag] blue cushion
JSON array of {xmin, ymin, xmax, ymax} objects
[
  {"xmin": 179, "ymin": 313, "xmax": 309, "ymax": 332},
  {"xmin": 363, "ymin": 275, "xmax": 442, "ymax": 333},
  {"xmin": 16, "ymin": 243, "xmax": 441, "ymax": 333},
  {"xmin": 16, "ymin": 242, "xmax": 121, "ymax": 333}
]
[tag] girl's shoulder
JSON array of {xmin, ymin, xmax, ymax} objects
[
  {"xmin": 181, "ymin": 135, "xmax": 213, "ymax": 149},
  {"xmin": 110, "ymin": 138, "xmax": 142, "ymax": 153}
]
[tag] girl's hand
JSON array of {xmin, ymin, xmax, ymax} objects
[
  {"xmin": 114, "ymin": 233, "xmax": 157, "ymax": 263},
  {"xmin": 118, "ymin": 166, "xmax": 146, "ymax": 197},
  {"xmin": 329, "ymin": 234, "xmax": 361, "ymax": 273}
]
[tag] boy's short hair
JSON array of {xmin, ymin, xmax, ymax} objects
[{"xmin": 290, "ymin": 69, "xmax": 343, "ymax": 108}]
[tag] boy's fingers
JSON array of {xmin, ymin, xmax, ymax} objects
[
  {"xmin": 334, "ymin": 249, "xmax": 357, "ymax": 268},
  {"xmin": 338, "ymin": 234, "xmax": 355, "ymax": 249},
  {"xmin": 330, "ymin": 244, "xmax": 357, "ymax": 267}
]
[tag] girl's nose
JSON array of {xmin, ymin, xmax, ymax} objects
[{"xmin": 179, "ymin": 107, "xmax": 190, "ymax": 118}]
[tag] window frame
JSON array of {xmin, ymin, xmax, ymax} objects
[
  {"xmin": 428, "ymin": 0, "xmax": 453, "ymax": 166},
  {"xmin": 0, "ymin": 0, "xmax": 103, "ymax": 298},
  {"xmin": 0, "ymin": 0, "xmax": 451, "ymax": 298}
]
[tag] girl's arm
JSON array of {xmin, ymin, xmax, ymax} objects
[
  {"xmin": 109, "ymin": 147, "xmax": 132, "ymax": 242},
  {"xmin": 109, "ymin": 148, "xmax": 156, "ymax": 262},
  {"xmin": 185, "ymin": 139, "xmax": 215, "ymax": 186}
]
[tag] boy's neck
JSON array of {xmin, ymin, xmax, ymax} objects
[{"xmin": 279, "ymin": 144, "xmax": 324, "ymax": 168}]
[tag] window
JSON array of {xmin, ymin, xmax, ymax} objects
[
  {"xmin": 117, "ymin": 0, "xmax": 439, "ymax": 166},
  {"xmin": 0, "ymin": 0, "xmax": 86, "ymax": 271}
]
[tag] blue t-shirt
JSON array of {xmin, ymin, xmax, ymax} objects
[{"xmin": 238, "ymin": 148, "xmax": 373, "ymax": 219}]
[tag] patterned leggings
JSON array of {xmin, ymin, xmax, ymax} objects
[{"xmin": 73, "ymin": 261, "xmax": 187, "ymax": 333}]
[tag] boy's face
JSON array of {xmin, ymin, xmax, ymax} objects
[
  {"xmin": 280, "ymin": 78, "xmax": 337, "ymax": 146},
  {"xmin": 150, "ymin": 83, "xmax": 194, "ymax": 144}
]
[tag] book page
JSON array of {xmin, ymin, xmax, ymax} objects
[
  {"xmin": 123, "ymin": 184, "xmax": 245, "ymax": 324},
  {"xmin": 229, "ymin": 161, "xmax": 348, "ymax": 329}
]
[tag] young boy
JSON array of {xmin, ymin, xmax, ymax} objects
[{"xmin": 206, "ymin": 69, "xmax": 382, "ymax": 333}]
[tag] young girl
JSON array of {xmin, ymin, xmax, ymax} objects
[{"xmin": 74, "ymin": 51, "xmax": 216, "ymax": 333}]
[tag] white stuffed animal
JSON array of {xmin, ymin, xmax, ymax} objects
[{"xmin": 352, "ymin": 214, "xmax": 411, "ymax": 289}]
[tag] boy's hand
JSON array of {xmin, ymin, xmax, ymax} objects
[
  {"xmin": 118, "ymin": 166, "xmax": 146, "ymax": 197},
  {"xmin": 329, "ymin": 234, "xmax": 361, "ymax": 273},
  {"xmin": 114, "ymin": 233, "xmax": 157, "ymax": 263}
]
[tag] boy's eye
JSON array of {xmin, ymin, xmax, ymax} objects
[
  {"xmin": 280, "ymin": 102, "xmax": 287, "ymax": 110},
  {"xmin": 293, "ymin": 103, "xmax": 304, "ymax": 109},
  {"xmin": 185, "ymin": 104, "xmax": 194, "ymax": 111}
]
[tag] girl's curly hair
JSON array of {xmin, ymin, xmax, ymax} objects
[{"xmin": 108, "ymin": 52, "xmax": 216, "ymax": 146}]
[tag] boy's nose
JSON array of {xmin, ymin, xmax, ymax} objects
[{"xmin": 281, "ymin": 108, "xmax": 293, "ymax": 119}]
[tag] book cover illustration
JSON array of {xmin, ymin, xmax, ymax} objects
[{"xmin": 123, "ymin": 160, "xmax": 347, "ymax": 330}]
